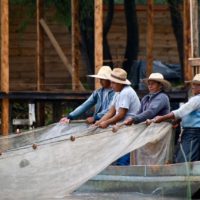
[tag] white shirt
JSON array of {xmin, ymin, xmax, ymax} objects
[{"xmin": 112, "ymin": 85, "xmax": 141, "ymax": 120}]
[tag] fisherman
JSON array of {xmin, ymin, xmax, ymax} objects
[
  {"xmin": 60, "ymin": 66, "xmax": 115, "ymax": 124},
  {"xmin": 95, "ymin": 68, "xmax": 140, "ymax": 128},
  {"xmin": 124, "ymin": 73, "xmax": 171, "ymax": 125},
  {"xmin": 149, "ymin": 74, "xmax": 200, "ymax": 163},
  {"xmin": 95, "ymin": 68, "xmax": 140, "ymax": 165}
]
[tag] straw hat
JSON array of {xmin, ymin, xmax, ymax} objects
[
  {"xmin": 88, "ymin": 66, "xmax": 112, "ymax": 80},
  {"xmin": 187, "ymin": 74, "xmax": 200, "ymax": 84},
  {"xmin": 108, "ymin": 68, "xmax": 131, "ymax": 85},
  {"xmin": 143, "ymin": 73, "xmax": 171, "ymax": 91}
]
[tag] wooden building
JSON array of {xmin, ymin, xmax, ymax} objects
[{"xmin": 0, "ymin": 0, "xmax": 199, "ymax": 135}]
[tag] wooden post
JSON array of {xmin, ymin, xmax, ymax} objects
[
  {"xmin": 190, "ymin": 0, "xmax": 199, "ymax": 58},
  {"xmin": 183, "ymin": 0, "xmax": 192, "ymax": 81},
  {"xmin": 36, "ymin": 0, "xmax": 45, "ymax": 91},
  {"xmin": 190, "ymin": 0, "xmax": 199, "ymax": 76},
  {"xmin": 146, "ymin": 0, "xmax": 154, "ymax": 77},
  {"xmin": 1, "ymin": 0, "xmax": 9, "ymax": 136},
  {"xmin": 94, "ymin": 0, "xmax": 103, "ymax": 89},
  {"xmin": 71, "ymin": 0, "xmax": 81, "ymax": 91},
  {"xmin": 36, "ymin": 0, "xmax": 45, "ymax": 126}
]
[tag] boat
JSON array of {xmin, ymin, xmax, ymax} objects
[
  {"xmin": 0, "ymin": 122, "xmax": 199, "ymax": 199},
  {"xmin": 77, "ymin": 162, "xmax": 200, "ymax": 198}
]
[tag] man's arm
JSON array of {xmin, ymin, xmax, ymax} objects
[
  {"xmin": 98, "ymin": 107, "xmax": 128, "ymax": 128},
  {"xmin": 95, "ymin": 106, "xmax": 116, "ymax": 125}
]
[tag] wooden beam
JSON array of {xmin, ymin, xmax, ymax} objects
[
  {"xmin": 94, "ymin": 0, "xmax": 103, "ymax": 89},
  {"xmin": 190, "ymin": 0, "xmax": 199, "ymax": 58},
  {"xmin": 36, "ymin": 0, "xmax": 45, "ymax": 127},
  {"xmin": 183, "ymin": 0, "xmax": 192, "ymax": 81},
  {"xmin": 36, "ymin": 0, "xmax": 45, "ymax": 91},
  {"xmin": 71, "ymin": 0, "xmax": 81, "ymax": 91},
  {"xmin": 40, "ymin": 19, "xmax": 85, "ymax": 91},
  {"xmin": 146, "ymin": 0, "xmax": 154, "ymax": 77},
  {"xmin": 188, "ymin": 58, "xmax": 200, "ymax": 66},
  {"xmin": 1, "ymin": 0, "xmax": 9, "ymax": 136}
]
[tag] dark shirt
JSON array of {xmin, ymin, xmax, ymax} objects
[{"xmin": 132, "ymin": 92, "xmax": 170, "ymax": 124}]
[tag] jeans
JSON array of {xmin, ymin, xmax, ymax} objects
[
  {"xmin": 115, "ymin": 153, "xmax": 130, "ymax": 166},
  {"xmin": 175, "ymin": 128, "xmax": 200, "ymax": 163}
]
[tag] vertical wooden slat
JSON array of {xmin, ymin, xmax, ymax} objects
[
  {"xmin": 190, "ymin": 0, "xmax": 199, "ymax": 76},
  {"xmin": 36, "ymin": 0, "xmax": 45, "ymax": 126},
  {"xmin": 183, "ymin": 0, "xmax": 192, "ymax": 81},
  {"xmin": 190, "ymin": 0, "xmax": 199, "ymax": 58},
  {"xmin": 36, "ymin": 0, "xmax": 44, "ymax": 91},
  {"xmin": 94, "ymin": 0, "xmax": 103, "ymax": 89},
  {"xmin": 71, "ymin": 0, "xmax": 81, "ymax": 91},
  {"xmin": 1, "ymin": 0, "xmax": 9, "ymax": 135},
  {"xmin": 146, "ymin": 0, "xmax": 154, "ymax": 77}
]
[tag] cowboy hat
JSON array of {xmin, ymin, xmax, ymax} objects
[
  {"xmin": 108, "ymin": 68, "xmax": 131, "ymax": 85},
  {"xmin": 88, "ymin": 66, "xmax": 112, "ymax": 80},
  {"xmin": 143, "ymin": 73, "xmax": 171, "ymax": 91},
  {"xmin": 186, "ymin": 74, "xmax": 200, "ymax": 84}
]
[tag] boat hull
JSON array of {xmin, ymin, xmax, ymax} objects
[{"xmin": 78, "ymin": 162, "xmax": 200, "ymax": 197}]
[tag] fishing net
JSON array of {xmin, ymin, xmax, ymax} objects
[{"xmin": 0, "ymin": 122, "xmax": 172, "ymax": 199}]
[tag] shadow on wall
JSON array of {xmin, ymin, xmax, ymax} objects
[{"xmin": 129, "ymin": 60, "xmax": 181, "ymax": 90}]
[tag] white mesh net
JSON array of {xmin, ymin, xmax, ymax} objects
[{"xmin": 0, "ymin": 122, "xmax": 172, "ymax": 199}]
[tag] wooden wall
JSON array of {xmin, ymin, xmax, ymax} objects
[
  {"xmin": 0, "ymin": 5, "xmax": 179, "ymax": 91},
  {"xmin": 107, "ymin": 5, "xmax": 179, "ymax": 64}
]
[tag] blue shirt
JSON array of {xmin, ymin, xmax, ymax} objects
[
  {"xmin": 68, "ymin": 88, "xmax": 115, "ymax": 120},
  {"xmin": 173, "ymin": 94, "xmax": 200, "ymax": 128},
  {"xmin": 132, "ymin": 92, "xmax": 170, "ymax": 124}
]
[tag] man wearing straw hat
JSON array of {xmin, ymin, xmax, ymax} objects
[
  {"xmin": 150, "ymin": 74, "xmax": 200, "ymax": 163},
  {"xmin": 60, "ymin": 66, "xmax": 115, "ymax": 124},
  {"xmin": 95, "ymin": 68, "xmax": 140, "ymax": 165},
  {"xmin": 124, "ymin": 73, "xmax": 171, "ymax": 125},
  {"xmin": 95, "ymin": 68, "xmax": 140, "ymax": 129}
]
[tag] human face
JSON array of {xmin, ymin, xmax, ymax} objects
[
  {"xmin": 100, "ymin": 79, "xmax": 111, "ymax": 88},
  {"xmin": 111, "ymin": 81, "xmax": 124, "ymax": 92},
  {"xmin": 147, "ymin": 80, "xmax": 162, "ymax": 93},
  {"xmin": 191, "ymin": 83, "xmax": 200, "ymax": 95}
]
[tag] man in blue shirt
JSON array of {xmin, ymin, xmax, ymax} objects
[
  {"xmin": 124, "ymin": 73, "xmax": 171, "ymax": 125},
  {"xmin": 60, "ymin": 66, "xmax": 115, "ymax": 124},
  {"xmin": 151, "ymin": 74, "xmax": 200, "ymax": 163}
]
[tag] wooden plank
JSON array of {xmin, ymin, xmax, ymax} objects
[
  {"xmin": 36, "ymin": 0, "xmax": 45, "ymax": 91},
  {"xmin": 40, "ymin": 19, "xmax": 85, "ymax": 91},
  {"xmin": 190, "ymin": 0, "xmax": 199, "ymax": 58},
  {"xmin": 1, "ymin": 0, "xmax": 9, "ymax": 135},
  {"xmin": 94, "ymin": 0, "xmax": 103, "ymax": 89},
  {"xmin": 188, "ymin": 58, "xmax": 200, "ymax": 66},
  {"xmin": 183, "ymin": 0, "xmax": 192, "ymax": 81},
  {"xmin": 71, "ymin": 0, "xmax": 81, "ymax": 91},
  {"xmin": 36, "ymin": 0, "xmax": 45, "ymax": 127},
  {"xmin": 146, "ymin": 0, "xmax": 154, "ymax": 77}
]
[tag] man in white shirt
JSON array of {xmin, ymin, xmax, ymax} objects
[{"xmin": 95, "ymin": 68, "xmax": 140, "ymax": 128}]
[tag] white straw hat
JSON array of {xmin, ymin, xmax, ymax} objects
[
  {"xmin": 143, "ymin": 73, "xmax": 171, "ymax": 91},
  {"xmin": 88, "ymin": 66, "xmax": 112, "ymax": 80},
  {"xmin": 108, "ymin": 68, "xmax": 131, "ymax": 85},
  {"xmin": 187, "ymin": 74, "xmax": 200, "ymax": 84}
]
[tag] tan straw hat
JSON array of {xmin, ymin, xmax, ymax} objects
[
  {"xmin": 187, "ymin": 74, "xmax": 200, "ymax": 84},
  {"xmin": 88, "ymin": 66, "xmax": 112, "ymax": 80},
  {"xmin": 143, "ymin": 73, "xmax": 171, "ymax": 91},
  {"xmin": 108, "ymin": 68, "xmax": 131, "ymax": 85}
]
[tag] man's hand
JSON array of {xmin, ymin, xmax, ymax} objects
[
  {"xmin": 60, "ymin": 117, "xmax": 70, "ymax": 124},
  {"xmin": 86, "ymin": 117, "xmax": 95, "ymax": 124},
  {"xmin": 98, "ymin": 121, "xmax": 109, "ymax": 128},
  {"xmin": 145, "ymin": 119, "xmax": 153, "ymax": 126},
  {"xmin": 124, "ymin": 117, "xmax": 133, "ymax": 125}
]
